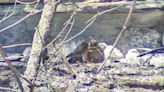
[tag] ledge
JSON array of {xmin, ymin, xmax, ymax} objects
[{"xmin": 0, "ymin": 1, "xmax": 163, "ymax": 15}]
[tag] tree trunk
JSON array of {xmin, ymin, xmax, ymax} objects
[{"xmin": 22, "ymin": 0, "xmax": 57, "ymax": 91}]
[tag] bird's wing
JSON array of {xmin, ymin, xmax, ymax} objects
[
  {"xmin": 66, "ymin": 45, "xmax": 84, "ymax": 58},
  {"xmin": 73, "ymin": 42, "xmax": 89, "ymax": 55}
]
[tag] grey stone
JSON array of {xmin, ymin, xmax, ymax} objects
[
  {"xmin": 0, "ymin": 53, "xmax": 22, "ymax": 61},
  {"xmin": 118, "ymin": 27, "xmax": 161, "ymax": 53},
  {"xmin": 76, "ymin": 88, "xmax": 88, "ymax": 92}
]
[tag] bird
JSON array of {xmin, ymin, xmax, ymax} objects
[
  {"xmin": 87, "ymin": 48, "xmax": 104, "ymax": 63},
  {"xmin": 66, "ymin": 41, "xmax": 99, "ymax": 63}
]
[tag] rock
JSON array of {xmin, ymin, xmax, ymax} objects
[
  {"xmin": 76, "ymin": 88, "xmax": 88, "ymax": 92},
  {"xmin": 118, "ymin": 27, "xmax": 161, "ymax": 53},
  {"xmin": 0, "ymin": 53, "xmax": 22, "ymax": 62},
  {"xmin": 6, "ymin": 53, "xmax": 22, "ymax": 59},
  {"xmin": 50, "ymin": 77, "xmax": 68, "ymax": 92},
  {"xmin": 63, "ymin": 41, "xmax": 83, "ymax": 57},
  {"xmin": 123, "ymin": 48, "xmax": 164, "ymax": 67},
  {"xmin": 0, "ymin": 0, "xmax": 15, "ymax": 3},
  {"xmin": 0, "ymin": 52, "xmax": 24, "ymax": 67},
  {"xmin": 98, "ymin": 42, "xmax": 124, "ymax": 63},
  {"xmin": 124, "ymin": 49, "xmax": 143, "ymax": 66},
  {"xmin": 54, "ymin": 82, "xmax": 68, "ymax": 92},
  {"xmin": 149, "ymin": 54, "xmax": 164, "ymax": 67},
  {"xmin": 77, "ymin": 72, "xmax": 93, "ymax": 86},
  {"xmin": 162, "ymin": 32, "xmax": 164, "ymax": 46},
  {"xmin": 122, "ymin": 48, "xmax": 155, "ymax": 66}
]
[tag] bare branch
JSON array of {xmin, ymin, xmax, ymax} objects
[
  {"xmin": 0, "ymin": 0, "xmax": 17, "ymax": 23},
  {"xmin": 64, "ymin": 16, "xmax": 96, "ymax": 44},
  {"xmin": 3, "ymin": 43, "xmax": 31, "ymax": 49},
  {"xmin": 16, "ymin": 5, "xmax": 124, "ymax": 63},
  {"xmin": 96, "ymin": 0, "xmax": 136, "ymax": 73},
  {"xmin": 16, "ymin": 0, "xmax": 39, "ymax": 5},
  {"xmin": 0, "ymin": 45, "xmax": 24, "ymax": 92},
  {"xmin": 0, "ymin": 0, "xmax": 42, "ymax": 33},
  {"xmin": 36, "ymin": 11, "xmax": 77, "ymax": 75},
  {"xmin": 0, "ymin": 86, "xmax": 19, "ymax": 92},
  {"xmin": 86, "ymin": 5, "xmax": 124, "ymax": 24}
]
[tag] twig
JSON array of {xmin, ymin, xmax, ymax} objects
[
  {"xmin": 55, "ymin": 16, "xmax": 76, "ymax": 74},
  {"xmin": 39, "ymin": 10, "xmax": 77, "ymax": 52},
  {"xmin": 0, "ymin": 9, "xmax": 42, "ymax": 33},
  {"xmin": 96, "ymin": 0, "xmax": 136, "ymax": 73},
  {"xmin": 86, "ymin": 5, "xmax": 124, "ymax": 24},
  {"xmin": 1, "ymin": 44, "xmax": 40, "ymax": 88},
  {"xmin": 61, "ymin": 54, "xmax": 77, "ymax": 75},
  {"xmin": 0, "ymin": 0, "xmax": 42, "ymax": 33},
  {"xmin": 62, "ymin": 16, "xmax": 75, "ymax": 42},
  {"xmin": 0, "ymin": 86, "xmax": 19, "ymax": 92},
  {"xmin": 60, "ymin": 16, "xmax": 77, "ymax": 74},
  {"xmin": 0, "ymin": 45, "xmax": 24, "ymax": 92},
  {"xmin": 64, "ymin": 5, "xmax": 125, "ymax": 43},
  {"xmin": 64, "ymin": 16, "xmax": 96, "ymax": 44},
  {"xmin": 30, "ymin": 0, "xmax": 41, "ymax": 12},
  {"xmin": 19, "ymin": 5, "xmax": 122, "ymax": 61},
  {"xmin": 35, "ymin": 27, "xmax": 44, "ymax": 44},
  {"xmin": 20, "ymin": 10, "xmax": 76, "ymax": 62},
  {"xmin": 0, "ymin": 0, "xmax": 17, "ymax": 23},
  {"xmin": 2, "ymin": 43, "xmax": 31, "ymax": 49},
  {"xmin": 35, "ymin": 26, "xmax": 46, "ymax": 56},
  {"xmin": 2, "ymin": 7, "xmax": 11, "ymax": 20},
  {"xmin": 35, "ymin": 11, "xmax": 77, "ymax": 75},
  {"xmin": 16, "ymin": 0, "xmax": 39, "ymax": 5}
]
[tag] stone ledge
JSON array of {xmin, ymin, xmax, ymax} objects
[
  {"xmin": 0, "ymin": 0, "xmax": 15, "ymax": 3},
  {"xmin": 0, "ymin": 1, "xmax": 163, "ymax": 15},
  {"xmin": 0, "ymin": 0, "xmax": 37, "ymax": 4}
]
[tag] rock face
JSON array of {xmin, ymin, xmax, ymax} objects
[
  {"xmin": 124, "ymin": 49, "xmax": 142, "ymax": 65},
  {"xmin": 0, "ymin": 53, "xmax": 22, "ymax": 62},
  {"xmin": 0, "ymin": 2, "xmax": 163, "ymax": 54},
  {"xmin": 98, "ymin": 42, "xmax": 124, "ymax": 63},
  {"xmin": 118, "ymin": 27, "xmax": 161, "ymax": 53},
  {"xmin": 0, "ymin": 47, "xmax": 32, "ymax": 63},
  {"xmin": 119, "ymin": 48, "xmax": 164, "ymax": 67},
  {"xmin": 0, "ymin": 0, "xmax": 15, "ymax": 3}
]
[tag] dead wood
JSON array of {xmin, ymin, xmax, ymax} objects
[{"xmin": 22, "ymin": 0, "xmax": 58, "ymax": 91}]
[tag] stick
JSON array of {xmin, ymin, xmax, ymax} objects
[
  {"xmin": 96, "ymin": 0, "xmax": 136, "ymax": 73},
  {"xmin": 0, "ymin": 44, "xmax": 24, "ymax": 92}
]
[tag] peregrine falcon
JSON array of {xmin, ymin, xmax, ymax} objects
[{"xmin": 66, "ymin": 41, "xmax": 99, "ymax": 63}]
